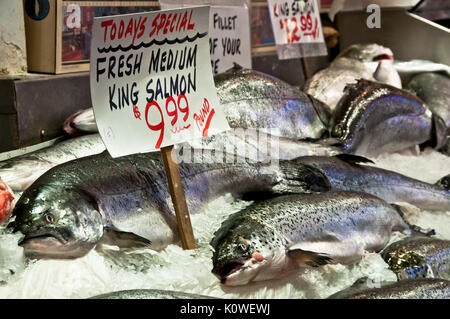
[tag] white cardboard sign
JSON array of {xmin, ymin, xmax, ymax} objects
[
  {"xmin": 90, "ymin": 6, "xmax": 230, "ymax": 158},
  {"xmin": 267, "ymin": 0, "xmax": 325, "ymax": 45},
  {"xmin": 209, "ymin": 6, "xmax": 252, "ymax": 75}
]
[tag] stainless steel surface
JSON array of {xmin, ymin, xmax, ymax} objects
[
  {"xmin": 337, "ymin": 9, "xmax": 450, "ymax": 65},
  {"xmin": 252, "ymin": 54, "xmax": 330, "ymax": 87}
]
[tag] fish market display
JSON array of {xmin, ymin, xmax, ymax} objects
[
  {"xmin": 11, "ymin": 150, "xmax": 330, "ymax": 259},
  {"xmin": 294, "ymin": 155, "xmax": 450, "ymax": 211},
  {"xmin": 211, "ymin": 192, "xmax": 410, "ymax": 286},
  {"xmin": 0, "ymin": 149, "xmax": 448, "ymax": 299},
  {"xmin": 0, "ymin": 178, "xmax": 15, "ymax": 225},
  {"xmin": 304, "ymin": 43, "xmax": 402, "ymax": 112},
  {"xmin": 0, "ymin": 134, "xmax": 106, "ymax": 192},
  {"xmin": 331, "ymin": 79, "xmax": 433, "ymax": 156},
  {"xmin": 1, "ymin": 40, "xmax": 449, "ymax": 299},
  {"xmin": 407, "ymin": 72, "xmax": 450, "ymax": 151},
  {"xmin": 381, "ymin": 237, "xmax": 450, "ymax": 280},
  {"xmin": 214, "ymin": 66, "xmax": 329, "ymax": 139},
  {"xmin": 328, "ymin": 278, "xmax": 450, "ymax": 299},
  {"xmin": 62, "ymin": 108, "xmax": 98, "ymax": 137},
  {"xmin": 89, "ymin": 289, "xmax": 218, "ymax": 299}
]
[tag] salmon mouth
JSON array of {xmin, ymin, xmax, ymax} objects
[
  {"xmin": 18, "ymin": 229, "xmax": 68, "ymax": 255},
  {"xmin": 212, "ymin": 260, "xmax": 245, "ymax": 282},
  {"xmin": 212, "ymin": 256, "xmax": 268, "ymax": 286},
  {"xmin": 19, "ymin": 232, "xmax": 67, "ymax": 250},
  {"xmin": 373, "ymin": 54, "xmax": 393, "ymax": 61},
  {"xmin": 18, "ymin": 233, "xmax": 93, "ymax": 259}
]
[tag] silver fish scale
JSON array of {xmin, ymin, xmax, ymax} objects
[
  {"xmin": 214, "ymin": 68, "xmax": 327, "ymax": 140},
  {"xmin": 331, "ymin": 80, "xmax": 432, "ymax": 155},
  {"xmin": 295, "ymin": 156, "xmax": 450, "ymax": 211},
  {"xmin": 408, "ymin": 72, "xmax": 450, "ymax": 150},
  {"xmin": 0, "ymin": 134, "xmax": 106, "ymax": 191},
  {"xmin": 226, "ymin": 191, "xmax": 407, "ymax": 258},
  {"xmin": 382, "ymin": 237, "xmax": 450, "ymax": 280},
  {"xmin": 333, "ymin": 87, "xmax": 390, "ymax": 139},
  {"xmin": 15, "ymin": 150, "xmax": 287, "ymax": 253},
  {"xmin": 408, "ymin": 73, "xmax": 450, "ymax": 128},
  {"xmin": 211, "ymin": 191, "xmax": 409, "ymax": 280},
  {"xmin": 90, "ymin": 289, "xmax": 217, "ymax": 299},
  {"xmin": 329, "ymin": 278, "xmax": 450, "ymax": 299},
  {"xmin": 245, "ymin": 193, "xmax": 386, "ymax": 245}
]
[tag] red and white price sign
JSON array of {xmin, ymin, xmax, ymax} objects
[
  {"xmin": 90, "ymin": 6, "xmax": 230, "ymax": 158},
  {"xmin": 267, "ymin": 0, "xmax": 325, "ymax": 45}
]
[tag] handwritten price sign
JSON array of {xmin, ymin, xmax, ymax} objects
[
  {"xmin": 143, "ymin": 94, "xmax": 211, "ymax": 149},
  {"xmin": 268, "ymin": 0, "xmax": 324, "ymax": 46},
  {"xmin": 90, "ymin": 7, "xmax": 230, "ymax": 158}
]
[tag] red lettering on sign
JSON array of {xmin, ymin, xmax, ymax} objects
[
  {"xmin": 149, "ymin": 10, "xmax": 196, "ymax": 38},
  {"xmin": 193, "ymin": 98, "xmax": 215, "ymax": 137},
  {"xmin": 118, "ymin": 19, "xmax": 124, "ymax": 39},
  {"xmin": 187, "ymin": 10, "xmax": 195, "ymax": 30},
  {"xmin": 101, "ymin": 19, "xmax": 113, "ymax": 42},
  {"xmin": 149, "ymin": 13, "xmax": 160, "ymax": 37},
  {"xmin": 141, "ymin": 94, "xmax": 191, "ymax": 148},
  {"xmin": 133, "ymin": 105, "xmax": 141, "ymax": 120},
  {"xmin": 279, "ymin": 12, "xmax": 318, "ymax": 43},
  {"xmin": 145, "ymin": 101, "xmax": 164, "ymax": 149},
  {"xmin": 290, "ymin": 17, "xmax": 301, "ymax": 42},
  {"xmin": 101, "ymin": 17, "xmax": 147, "ymax": 44},
  {"xmin": 136, "ymin": 17, "xmax": 147, "ymax": 43},
  {"xmin": 171, "ymin": 124, "xmax": 191, "ymax": 134}
]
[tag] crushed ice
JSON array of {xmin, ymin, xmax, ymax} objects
[{"xmin": 0, "ymin": 148, "xmax": 448, "ymax": 298}]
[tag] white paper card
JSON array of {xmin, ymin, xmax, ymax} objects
[
  {"xmin": 267, "ymin": 0, "xmax": 325, "ymax": 45},
  {"xmin": 209, "ymin": 6, "xmax": 252, "ymax": 75},
  {"xmin": 90, "ymin": 6, "xmax": 230, "ymax": 158}
]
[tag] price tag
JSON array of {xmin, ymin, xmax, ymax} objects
[
  {"xmin": 209, "ymin": 6, "xmax": 252, "ymax": 75},
  {"xmin": 267, "ymin": 0, "xmax": 325, "ymax": 45},
  {"xmin": 90, "ymin": 6, "xmax": 230, "ymax": 158}
]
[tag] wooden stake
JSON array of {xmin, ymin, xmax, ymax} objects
[
  {"xmin": 301, "ymin": 57, "xmax": 311, "ymax": 80},
  {"xmin": 160, "ymin": 145, "xmax": 197, "ymax": 250}
]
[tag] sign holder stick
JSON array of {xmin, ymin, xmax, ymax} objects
[
  {"xmin": 301, "ymin": 57, "xmax": 311, "ymax": 80},
  {"xmin": 160, "ymin": 145, "xmax": 197, "ymax": 250}
]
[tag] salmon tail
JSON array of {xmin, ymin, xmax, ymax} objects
[
  {"xmin": 391, "ymin": 204, "xmax": 435, "ymax": 237},
  {"xmin": 435, "ymin": 174, "xmax": 450, "ymax": 190}
]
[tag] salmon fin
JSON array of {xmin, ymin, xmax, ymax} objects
[
  {"xmin": 287, "ymin": 248, "xmax": 332, "ymax": 267},
  {"xmin": 98, "ymin": 227, "xmax": 152, "ymax": 249},
  {"xmin": 277, "ymin": 162, "xmax": 331, "ymax": 194},
  {"xmin": 227, "ymin": 63, "xmax": 243, "ymax": 72},
  {"xmin": 391, "ymin": 204, "xmax": 435, "ymax": 237},
  {"xmin": 435, "ymin": 174, "xmax": 450, "ymax": 190},
  {"xmin": 315, "ymin": 137, "xmax": 344, "ymax": 148},
  {"xmin": 335, "ymin": 154, "xmax": 375, "ymax": 165},
  {"xmin": 240, "ymin": 191, "xmax": 279, "ymax": 202}
]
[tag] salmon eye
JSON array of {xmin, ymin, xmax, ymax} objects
[
  {"xmin": 239, "ymin": 243, "xmax": 247, "ymax": 251},
  {"xmin": 44, "ymin": 213, "xmax": 55, "ymax": 224}
]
